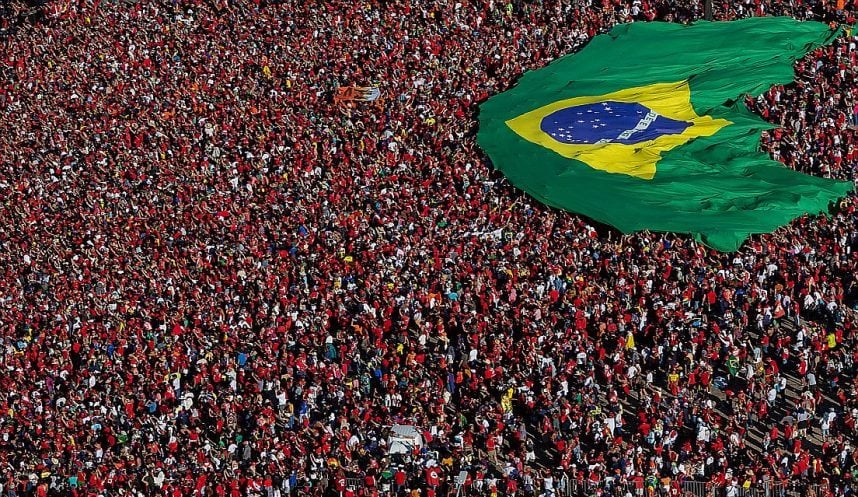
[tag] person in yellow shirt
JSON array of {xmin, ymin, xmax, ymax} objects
[{"xmin": 667, "ymin": 365, "xmax": 682, "ymax": 395}]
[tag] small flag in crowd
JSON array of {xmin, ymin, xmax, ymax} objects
[{"xmin": 334, "ymin": 86, "xmax": 382, "ymax": 104}]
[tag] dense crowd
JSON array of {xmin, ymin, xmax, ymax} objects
[{"xmin": 1, "ymin": 0, "xmax": 857, "ymax": 496}]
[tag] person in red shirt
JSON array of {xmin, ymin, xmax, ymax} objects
[
  {"xmin": 394, "ymin": 468, "xmax": 407, "ymax": 494},
  {"xmin": 426, "ymin": 466, "xmax": 441, "ymax": 488},
  {"xmin": 506, "ymin": 477, "xmax": 519, "ymax": 497}
]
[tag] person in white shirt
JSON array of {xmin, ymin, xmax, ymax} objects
[
  {"xmin": 542, "ymin": 472, "xmax": 555, "ymax": 497},
  {"xmin": 821, "ymin": 413, "xmax": 831, "ymax": 440},
  {"xmin": 726, "ymin": 480, "xmax": 739, "ymax": 497}
]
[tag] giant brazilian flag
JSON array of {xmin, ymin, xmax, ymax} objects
[{"xmin": 477, "ymin": 17, "xmax": 853, "ymax": 251}]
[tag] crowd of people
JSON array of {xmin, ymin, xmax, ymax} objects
[{"xmin": 0, "ymin": 0, "xmax": 857, "ymax": 496}]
